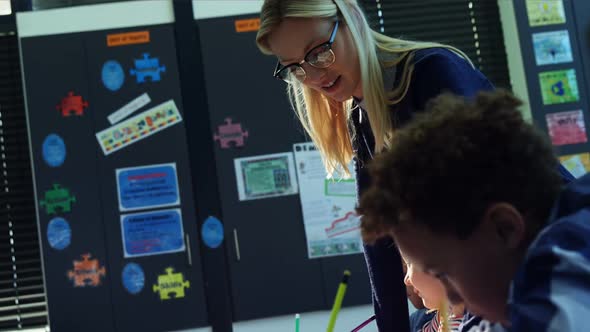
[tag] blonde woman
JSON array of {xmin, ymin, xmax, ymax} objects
[{"xmin": 256, "ymin": 1, "xmax": 493, "ymax": 331}]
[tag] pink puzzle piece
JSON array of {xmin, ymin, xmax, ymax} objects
[{"xmin": 214, "ymin": 118, "xmax": 248, "ymax": 149}]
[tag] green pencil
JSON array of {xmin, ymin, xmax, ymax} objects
[
  {"xmin": 295, "ymin": 313, "xmax": 300, "ymax": 332},
  {"xmin": 326, "ymin": 270, "xmax": 351, "ymax": 332}
]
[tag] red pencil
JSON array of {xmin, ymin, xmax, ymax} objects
[{"xmin": 350, "ymin": 315, "xmax": 376, "ymax": 332}]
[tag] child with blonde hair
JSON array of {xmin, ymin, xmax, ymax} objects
[{"xmin": 403, "ymin": 255, "xmax": 463, "ymax": 332}]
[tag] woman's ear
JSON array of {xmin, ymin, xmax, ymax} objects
[{"xmin": 482, "ymin": 203, "xmax": 525, "ymax": 250}]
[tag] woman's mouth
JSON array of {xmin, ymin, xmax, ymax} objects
[{"xmin": 322, "ymin": 76, "xmax": 341, "ymax": 93}]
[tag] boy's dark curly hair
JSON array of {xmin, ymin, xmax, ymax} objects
[{"xmin": 358, "ymin": 89, "xmax": 562, "ymax": 243}]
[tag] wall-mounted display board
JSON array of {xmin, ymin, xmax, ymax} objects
[
  {"xmin": 195, "ymin": 14, "xmax": 372, "ymax": 322},
  {"xmin": 18, "ymin": 7, "xmax": 208, "ymax": 332},
  {"xmin": 512, "ymin": 0, "xmax": 590, "ymax": 175}
]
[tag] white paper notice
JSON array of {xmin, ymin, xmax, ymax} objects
[
  {"xmin": 108, "ymin": 93, "xmax": 151, "ymax": 125},
  {"xmin": 293, "ymin": 142, "xmax": 362, "ymax": 259}
]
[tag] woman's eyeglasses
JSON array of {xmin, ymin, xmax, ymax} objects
[{"xmin": 273, "ymin": 20, "xmax": 339, "ymax": 83}]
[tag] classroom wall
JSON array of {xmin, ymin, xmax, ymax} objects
[
  {"xmin": 195, "ymin": 8, "xmax": 375, "ymax": 332},
  {"xmin": 192, "ymin": 0, "xmax": 264, "ymax": 20},
  {"xmin": 17, "ymin": 1, "xmax": 211, "ymax": 332},
  {"xmin": 17, "ymin": 0, "xmax": 174, "ymax": 37},
  {"xmin": 17, "ymin": 1, "xmax": 375, "ymax": 331},
  {"xmin": 14, "ymin": 1, "xmax": 536, "ymax": 331}
]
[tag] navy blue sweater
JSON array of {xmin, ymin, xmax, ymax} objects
[{"xmin": 351, "ymin": 48, "xmax": 494, "ymax": 332}]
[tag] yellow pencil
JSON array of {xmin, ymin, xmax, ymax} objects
[
  {"xmin": 326, "ymin": 270, "xmax": 351, "ymax": 332},
  {"xmin": 439, "ymin": 298, "xmax": 450, "ymax": 332}
]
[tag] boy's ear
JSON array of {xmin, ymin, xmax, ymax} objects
[{"xmin": 482, "ymin": 203, "xmax": 525, "ymax": 250}]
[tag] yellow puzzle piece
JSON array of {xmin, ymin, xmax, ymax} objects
[{"xmin": 153, "ymin": 267, "xmax": 190, "ymax": 300}]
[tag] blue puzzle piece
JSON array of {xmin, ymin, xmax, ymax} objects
[{"xmin": 130, "ymin": 53, "xmax": 166, "ymax": 83}]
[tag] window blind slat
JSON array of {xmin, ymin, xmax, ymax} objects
[
  {"xmin": 360, "ymin": 0, "xmax": 511, "ymax": 89},
  {"xmin": 0, "ymin": 32, "xmax": 48, "ymax": 330}
]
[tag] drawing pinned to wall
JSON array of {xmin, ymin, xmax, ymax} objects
[
  {"xmin": 546, "ymin": 110, "xmax": 588, "ymax": 146},
  {"xmin": 130, "ymin": 53, "xmax": 166, "ymax": 83},
  {"xmin": 560, "ymin": 153, "xmax": 590, "ymax": 178},
  {"xmin": 40, "ymin": 184, "xmax": 76, "ymax": 215},
  {"xmin": 67, "ymin": 253, "xmax": 106, "ymax": 287},
  {"xmin": 101, "ymin": 60, "xmax": 125, "ymax": 91},
  {"xmin": 116, "ymin": 163, "xmax": 180, "ymax": 212},
  {"xmin": 293, "ymin": 142, "xmax": 362, "ymax": 259},
  {"xmin": 234, "ymin": 152, "xmax": 298, "ymax": 201},
  {"xmin": 153, "ymin": 267, "xmax": 190, "ymax": 300},
  {"xmin": 213, "ymin": 117, "xmax": 248, "ymax": 149},
  {"xmin": 526, "ymin": 0, "xmax": 566, "ymax": 27},
  {"xmin": 56, "ymin": 91, "xmax": 88, "ymax": 117},
  {"xmin": 42, "ymin": 133, "xmax": 66, "ymax": 167},
  {"xmin": 47, "ymin": 217, "xmax": 71, "ymax": 250},
  {"xmin": 539, "ymin": 69, "xmax": 579, "ymax": 105},
  {"xmin": 120, "ymin": 208, "xmax": 185, "ymax": 258},
  {"xmin": 324, "ymin": 212, "xmax": 361, "ymax": 239},
  {"xmin": 201, "ymin": 216, "xmax": 224, "ymax": 249},
  {"xmin": 96, "ymin": 99, "xmax": 182, "ymax": 155},
  {"xmin": 532, "ymin": 30, "xmax": 573, "ymax": 65},
  {"xmin": 108, "ymin": 93, "xmax": 151, "ymax": 125},
  {"xmin": 559, "ymin": 153, "xmax": 590, "ymax": 178},
  {"xmin": 122, "ymin": 263, "xmax": 145, "ymax": 295}
]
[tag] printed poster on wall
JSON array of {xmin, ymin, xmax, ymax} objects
[
  {"xmin": 121, "ymin": 208, "xmax": 185, "ymax": 258},
  {"xmin": 546, "ymin": 110, "xmax": 588, "ymax": 146},
  {"xmin": 293, "ymin": 142, "xmax": 362, "ymax": 259},
  {"xmin": 539, "ymin": 69, "xmax": 579, "ymax": 105},
  {"xmin": 560, "ymin": 153, "xmax": 590, "ymax": 178},
  {"xmin": 234, "ymin": 152, "xmax": 298, "ymax": 201},
  {"xmin": 96, "ymin": 99, "xmax": 182, "ymax": 155},
  {"xmin": 532, "ymin": 30, "xmax": 573, "ymax": 66},
  {"xmin": 526, "ymin": 0, "xmax": 566, "ymax": 27},
  {"xmin": 116, "ymin": 163, "xmax": 180, "ymax": 212}
]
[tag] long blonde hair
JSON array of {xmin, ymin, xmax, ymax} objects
[{"xmin": 256, "ymin": 0, "xmax": 471, "ymax": 176}]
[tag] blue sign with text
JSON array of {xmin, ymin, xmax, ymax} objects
[
  {"xmin": 117, "ymin": 163, "xmax": 180, "ymax": 211},
  {"xmin": 121, "ymin": 209, "xmax": 185, "ymax": 257}
]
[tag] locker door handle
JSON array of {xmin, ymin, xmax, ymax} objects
[
  {"xmin": 185, "ymin": 234, "xmax": 192, "ymax": 266},
  {"xmin": 233, "ymin": 228, "xmax": 241, "ymax": 262}
]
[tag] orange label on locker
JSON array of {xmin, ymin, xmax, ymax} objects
[
  {"xmin": 107, "ymin": 31, "xmax": 150, "ymax": 47},
  {"xmin": 235, "ymin": 18, "xmax": 260, "ymax": 33}
]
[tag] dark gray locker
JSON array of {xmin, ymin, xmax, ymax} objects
[
  {"xmin": 84, "ymin": 25, "xmax": 209, "ymax": 332},
  {"xmin": 20, "ymin": 24, "xmax": 209, "ymax": 332},
  {"xmin": 196, "ymin": 14, "xmax": 371, "ymax": 321},
  {"xmin": 21, "ymin": 32, "xmax": 117, "ymax": 332}
]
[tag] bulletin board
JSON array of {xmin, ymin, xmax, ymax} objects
[
  {"xmin": 196, "ymin": 14, "xmax": 372, "ymax": 321},
  {"xmin": 20, "ymin": 24, "xmax": 208, "ymax": 332},
  {"xmin": 512, "ymin": 0, "xmax": 590, "ymax": 177}
]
